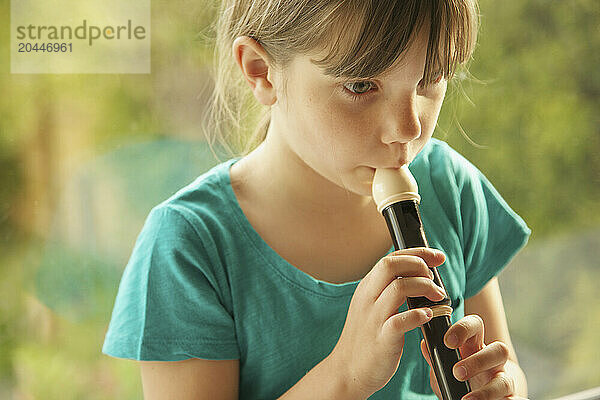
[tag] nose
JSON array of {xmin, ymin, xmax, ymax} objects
[{"xmin": 381, "ymin": 92, "xmax": 422, "ymax": 144}]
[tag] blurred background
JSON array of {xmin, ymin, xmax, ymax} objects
[{"xmin": 1, "ymin": 0, "xmax": 599, "ymax": 398}]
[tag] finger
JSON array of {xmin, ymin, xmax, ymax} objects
[
  {"xmin": 464, "ymin": 372, "xmax": 515, "ymax": 400},
  {"xmin": 445, "ymin": 314, "xmax": 485, "ymax": 358},
  {"xmin": 453, "ymin": 341, "xmax": 510, "ymax": 382},
  {"xmin": 389, "ymin": 247, "xmax": 446, "ymax": 267},
  {"xmin": 376, "ymin": 276, "xmax": 446, "ymax": 317},
  {"xmin": 420, "ymin": 339, "xmax": 432, "ymax": 367},
  {"xmin": 381, "ymin": 308, "xmax": 433, "ymax": 347},
  {"xmin": 420, "ymin": 340, "xmax": 442, "ymax": 399},
  {"xmin": 387, "ymin": 255, "xmax": 437, "ymax": 279},
  {"xmin": 366, "ymin": 248, "xmax": 446, "ymax": 300}
]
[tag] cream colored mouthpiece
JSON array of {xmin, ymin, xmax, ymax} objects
[{"xmin": 372, "ymin": 166, "xmax": 421, "ymax": 213}]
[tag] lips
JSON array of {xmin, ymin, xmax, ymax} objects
[
  {"xmin": 367, "ymin": 159, "xmax": 409, "ymax": 173},
  {"xmin": 376, "ymin": 156, "xmax": 410, "ymax": 169}
]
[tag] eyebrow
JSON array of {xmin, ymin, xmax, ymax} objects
[
  {"xmin": 325, "ymin": 68, "xmax": 421, "ymax": 85},
  {"xmin": 320, "ymin": 57, "xmax": 417, "ymax": 83}
]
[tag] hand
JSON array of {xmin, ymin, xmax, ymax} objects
[
  {"xmin": 328, "ymin": 248, "xmax": 447, "ymax": 398},
  {"xmin": 420, "ymin": 314, "xmax": 528, "ymax": 400}
]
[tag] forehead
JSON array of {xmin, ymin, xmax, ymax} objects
[{"xmin": 294, "ymin": 21, "xmax": 431, "ymax": 82}]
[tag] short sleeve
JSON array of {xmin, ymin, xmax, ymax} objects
[
  {"xmin": 457, "ymin": 159, "xmax": 532, "ymax": 299},
  {"xmin": 102, "ymin": 205, "xmax": 240, "ymax": 361}
]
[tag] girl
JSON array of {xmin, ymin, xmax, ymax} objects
[{"xmin": 102, "ymin": 1, "xmax": 531, "ymax": 399}]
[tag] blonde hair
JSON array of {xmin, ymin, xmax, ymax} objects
[{"xmin": 202, "ymin": 0, "xmax": 480, "ymax": 161}]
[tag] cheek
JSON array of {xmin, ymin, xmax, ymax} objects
[
  {"xmin": 318, "ymin": 107, "xmax": 377, "ymax": 160},
  {"xmin": 419, "ymin": 99, "xmax": 444, "ymax": 136},
  {"xmin": 304, "ymin": 94, "xmax": 372, "ymax": 151}
]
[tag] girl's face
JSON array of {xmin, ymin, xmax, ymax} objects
[{"xmin": 271, "ymin": 24, "xmax": 448, "ymax": 198}]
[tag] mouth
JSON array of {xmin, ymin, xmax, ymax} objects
[
  {"xmin": 371, "ymin": 163, "xmax": 408, "ymax": 171},
  {"xmin": 364, "ymin": 162, "xmax": 408, "ymax": 184}
]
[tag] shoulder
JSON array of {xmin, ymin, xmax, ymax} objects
[
  {"xmin": 157, "ymin": 157, "xmax": 236, "ymax": 220},
  {"xmin": 412, "ymin": 138, "xmax": 530, "ymax": 231},
  {"xmin": 409, "ymin": 138, "xmax": 486, "ymax": 231},
  {"xmin": 145, "ymin": 157, "xmax": 239, "ymax": 241},
  {"xmin": 411, "ymin": 137, "xmax": 483, "ymax": 193},
  {"xmin": 130, "ymin": 157, "xmax": 241, "ymax": 279},
  {"xmin": 102, "ymin": 158, "xmax": 244, "ymax": 362},
  {"xmin": 413, "ymin": 139, "xmax": 530, "ymax": 298},
  {"xmin": 411, "ymin": 137, "xmax": 530, "ymax": 249},
  {"xmin": 416, "ymin": 139, "xmax": 526, "ymax": 225},
  {"xmin": 409, "ymin": 137, "xmax": 524, "ymax": 223}
]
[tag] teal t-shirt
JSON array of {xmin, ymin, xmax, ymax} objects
[{"xmin": 102, "ymin": 138, "xmax": 531, "ymax": 399}]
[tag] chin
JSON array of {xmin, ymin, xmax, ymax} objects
[
  {"xmin": 348, "ymin": 179, "xmax": 375, "ymax": 197},
  {"xmin": 353, "ymin": 168, "xmax": 377, "ymax": 196},
  {"xmin": 330, "ymin": 167, "xmax": 376, "ymax": 198},
  {"xmin": 357, "ymin": 183, "xmax": 374, "ymax": 197}
]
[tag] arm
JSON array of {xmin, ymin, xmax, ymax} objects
[
  {"xmin": 139, "ymin": 359, "xmax": 239, "ymax": 400},
  {"xmin": 464, "ymin": 277, "xmax": 528, "ymax": 397},
  {"xmin": 276, "ymin": 352, "xmax": 365, "ymax": 399},
  {"xmin": 139, "ymin": 355, "xmax": 365, "ymax": 400}
]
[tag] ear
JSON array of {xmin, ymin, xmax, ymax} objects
[{"xmin": 232, "ymin": 36, "xmax": 278, "ymax": 106}]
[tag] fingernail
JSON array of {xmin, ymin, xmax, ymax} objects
[
  {"xmin": 454, "ymin": 365, "xmax": 467, "ymax": 380},
  {"xmin": 423, "ymin": 308, "xmax": 433, "ymax": 318},
  {"xmin": 463, "ymin": 395, "xmax": 478, "ymax": 400},
  {"xmin": 446, "ymin": 333, "xmax": 458, "ymax": 348}
]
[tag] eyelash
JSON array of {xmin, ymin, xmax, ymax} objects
[
  {"xmin": 342, "ymin": 73, "xmax": 444, "ymax": 103},
  {"xmin": 342, "ymin": 81, "xmax": 377, "ymax": 102}
]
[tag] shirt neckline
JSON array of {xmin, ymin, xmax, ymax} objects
[{"xmin": 219, "ymin": 157, "xmax": 395, "ymax": 297}]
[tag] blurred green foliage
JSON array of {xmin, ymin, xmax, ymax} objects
[
  {"xmin": 438, "ymin": 0, "xmax": 600, "ymax": 238},
  {"xmin": 0, "ymin": 0, "xmax": 598, "ymax": 398}
]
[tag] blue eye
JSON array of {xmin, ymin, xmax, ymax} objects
[{"xmin": 342, "ymin": 80, "xmax": 377, "ymax": 102}]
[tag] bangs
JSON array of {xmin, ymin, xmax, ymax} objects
[{"xmin": 308, "ymin": 0, "xmax": 479, "ymax": 87}]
